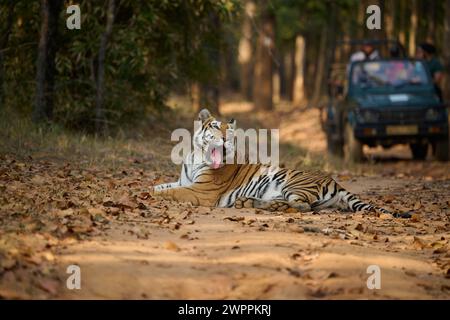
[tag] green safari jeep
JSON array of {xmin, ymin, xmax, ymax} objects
[{"xmin": 325, "ymin": 58, "xmax": 449, "ymax": 162}]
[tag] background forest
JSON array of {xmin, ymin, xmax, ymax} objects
[
  {"xmin": 1, "ymin": 0, "xmax": 449, "ymax": 134},
  {"xmin": 1, "ymin": 1, "xmax": 450, "ymax": 300}
]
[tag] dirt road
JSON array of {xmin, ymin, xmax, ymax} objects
[
  {"xmin": 0, "ymin": 104, "xmax": 449, "ymax": 299},
  {"xmin": 57, "ymin": 176, "xmax": 449, "ymax": 299}
]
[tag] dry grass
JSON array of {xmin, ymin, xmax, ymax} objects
[
  {"xmin": 0, "ymin": 97, "xmax": 346, "ymax": 175},
  {"xmin": 0, "ymin": 107, "xmax": 191, "ymax": 173}
]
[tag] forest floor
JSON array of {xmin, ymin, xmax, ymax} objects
[{"xmin": 0, "ymin": 99, "xmax": 449, "ymax": 299}]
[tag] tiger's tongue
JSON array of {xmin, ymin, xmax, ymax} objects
[{"xmin": 211, "ymin": 148, "xmax": 222, "ymax": 169}]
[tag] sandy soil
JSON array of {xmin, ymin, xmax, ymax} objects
[
  {"xmin": 1, "ymin": 102, "xmax": 449, "ymax": 299},
  {"xmin": 55, "ymin": 179, "xmax": 449, "ymax": 299}
]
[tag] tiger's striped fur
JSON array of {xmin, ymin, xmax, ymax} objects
[{"xmin": 152, "ymin": 109, "xmax": 411, "ymax": 218}]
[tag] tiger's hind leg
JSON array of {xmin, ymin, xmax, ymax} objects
[
  {"xmin": 234, "ymin": 197, "xmax": 290, "ymax": 212},
  {"xmin": 284, "ymin": 195, "xmax": 313, "ymax": 212}
]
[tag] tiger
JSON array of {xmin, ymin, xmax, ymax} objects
[{"xmin": 151, "ymin": 109, "xmax": 411, "ymax": 218}]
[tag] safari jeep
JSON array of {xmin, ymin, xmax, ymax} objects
[{"xmin": 325, "ymin": 58, "xmax": 449, "ymax": 162}]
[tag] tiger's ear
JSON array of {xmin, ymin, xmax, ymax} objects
[
  {"xmin": 198, "ymin": 108, "xmax": 212, "ymax": 122},
  {"xmin": 228, "ymin": 118, "xmax": 236, "ymax": 129}
]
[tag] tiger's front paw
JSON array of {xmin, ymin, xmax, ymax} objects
[
  {"xmin": 265, "ymin": 201, "xmax": 290, "ymax": 212},
  {"xmin": 234, "ymin": 197, "xmax": 254, "ymax": 209}
]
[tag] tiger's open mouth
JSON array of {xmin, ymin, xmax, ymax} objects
[{"xmin": 210, "ymin": 147, "xmax": 222, "ymax": 169}]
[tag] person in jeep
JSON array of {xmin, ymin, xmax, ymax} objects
[
  {"xmin": 415, "ymin": 43, "xmax": 444, "ymax": 100},
  {"xmin": 350, "ymin": 42, "xmax": 381, "ymax": 63}
]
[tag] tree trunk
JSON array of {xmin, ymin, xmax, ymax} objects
[
  {"xmin": 95, "ymin": 0, "xmax": 116, "ymax": 135},
  {"xmin": 304, "ymin": 32, "xmax": 316, "ymax": 100},
  {"xmin": 200, "ymin": 12, "xmax": 221, "ymax": 116},
  {"xmin": 292, "ymin": 35, "xmax": 305, "ymax": 107},
  {"xmin": 33, "ymin": 0, "xmax": 63, "ymax": 123},
  {"xmin": 385, "ymin": 0, "xmax": 395, "ymax": 40},
  {"xmin": 311, "ymin": 25, "xmax": 327, "ymax": 106},
  {"xmin": 253, "ymin": 0, "xmax": 275, "ymax": 111},
  {"xmin": 282, "ymin": 42, "xmax": 295, "ymax": 101},
  {"xmin": 0, "ymin": 1, "xmax": 15, "ymax": 110},
  {"xmin": 426, "ymin": 1, "xmax": 437, "ymax": 43},
  {"xmin": 357, "ymin": 0, "xmax": 368, "ymax": 38},
  {"xmin": 443, "ymin": 0, "xmax": 450, "ymax": 101},
  {"xmin": 191, "ymin": 82, "xmax": 201, "ymax": 113},
  {"xmin": 238, "ymin": 1, "xmax": 255, "ymax": 101},
  {"xmin": 409, "ymin": 0, "xmax": 418, "ymax": 56},
  {"xmin": 200, "ymin": 83, "xmax": 220, "ymax": 116},
  {"xmin": 341, "ymin": 31, "xmax": 351, "ymax": 63},
  {"xmin": 398, "ymin": 0, "xmax": 407, "ymax": 47},
  {"xmin": 313, "ymin": 0, "xmax": 337, "ymax": 108},
  {"xmin": 0, "ymin": 52, "xmax": 4, "ymax": 110},
  {"xmin": 365, "ymin": 0, "xmax": 385, "ymax": 40}
]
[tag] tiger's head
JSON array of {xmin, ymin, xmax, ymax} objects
[{"xmin": 194, "ymin": 109, "xmax": 236, "ymax": 169}]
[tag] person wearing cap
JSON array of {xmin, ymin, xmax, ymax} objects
[
  {"xmin": 347, "ymin": 42, "xmax": 381, "ymax": 78},
  {"xmin": 350, "ymin": 42, "xmax": 381, "ymax": 63},
  {"xmin": 416, "ymin": 43, "xmax": 444, "ymax": 100}
]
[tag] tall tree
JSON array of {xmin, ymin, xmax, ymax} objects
[
  {"xmin": 253, "ymin": 0, "xmax": 275, "ymax": 110},
  {"xmin": 238, "ymin": 1, "xmax": 255, "ymax": 101},
  {"xmin": 409, "ymin": 0, "xmax": 418, "ymax": 56},
  {"xmin": 357, "ymin": 0, "xmax": 368, "ymax": 38},
  {"xmin": 312, "ymin": 0, "xmax": 336, "ymax": 107},
  {"xmin": 33, "ymin": 0, "xmax": 63, "ymax": 123},
  {"xmin": 292, "ymin": 35, "xmax": 305, "ymax": 106},
  {"xmin": 0, "ymin": 0, "xmax": 16, "ymax": 110},
  {"xmin": 311, "ymin": 25, "xmax": 327, "ymax": 106},
  {"xmin": 370, "ymin": 0, "xmax": 385, "ymax": 40},
  {"xmin": 426, "ymin": 1, "xmax": 437, "ymax": 43},
  {"xmin": 398, "ymin": 0, "xmax": 407, "ymax": 47},
  {"xmin": 283, "ymin": 42, "xmax": 295, "ymax": 101},
  {"xmin": 200, "ymin": 11, "xmax": 221, "ymax": 116},
  {"xmin": 385, "ymin": 0, "xmax": 395, "ymax": 40},
  {"xmin": 95, "ymin": 0, "xmax": 116, "ymax": 135}
]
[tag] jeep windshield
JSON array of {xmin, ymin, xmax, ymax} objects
[{"xmin": 351, "ymin": 60, "xmax": 432, "ymax": 91}]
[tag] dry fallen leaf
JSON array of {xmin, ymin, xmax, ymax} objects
[
  {"xmin": 164, "ymin": 241, "xmax": 180, "ymax": 251},
  {"xmin": 38, "ymin": 279, "xmax": 59, "ymax": 295},
  {"xmin": 413, "ymin": 201, "xmax": 422, "ymax": 210},
  {"xmin": 288, "ymin": 225, "xmax": 304, "ymax": 233},
  {"xmin": 0, "ymin": 257, "xmax": 17, "ymax": 270},
  {"xmin": 224, "ymin": 216, "xmax": 245, "ymax": 222},
  {"xmin": 87, "ymin": 208, "xmax": 105, "ymax": 215},
  {"xmin": 412, "ymin": 237, "xmax": 427, "ymax": 250},
  {"xmin": 383, "ymin": 195, "xmax": 396, "ymax": 203},
  {"xmin": 42, "ymin": 252, "xmax": 55, "ymax": 262}
]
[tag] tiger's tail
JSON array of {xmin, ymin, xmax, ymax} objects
[{"xmin": 338, "ymin": 190, "xmax": 412, "ymax": 219}]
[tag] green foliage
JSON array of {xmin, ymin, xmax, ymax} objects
[
  {"xmin": 2, "ymin": 1, "xmax": 39, "ymax": 115},
  {"xmin": 1, "ymin": 0, "xmax": 240, "ymax": 131},
  {"xmin": 1, "ymin": 0, "xmax": 448, "ymax": 132},
  {"xmin": 272, "ymin": 0, "xmax": 360, "ymax": 45}
]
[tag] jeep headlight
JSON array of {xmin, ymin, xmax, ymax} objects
[
  {"xmin": 425, "ymin": 108, "xmax": 440, "ymax": 121},
  {"xmin": 358, "ymin": 110, "xmax": 379, "ymax": 123}
]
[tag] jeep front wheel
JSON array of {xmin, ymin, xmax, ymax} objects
[
  {"xmin": 434, "ymin": 139, "xmax": 449, "ymax": 161},
  {"xmin": 409, "ymin": 143, "xmax": 428, "ymax": 160}
]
